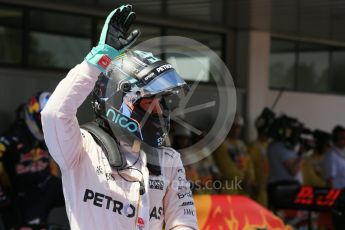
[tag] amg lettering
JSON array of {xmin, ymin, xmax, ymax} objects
[{"xmin": 83, "ymin": 189, "xmax": 135, "ymax": 218}]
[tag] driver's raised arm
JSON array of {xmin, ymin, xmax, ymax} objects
[{"xmin": 41, "ymin": 5, "xmax": 140, "ymax": 170}]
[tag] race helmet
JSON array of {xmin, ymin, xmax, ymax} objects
[
  {"xmin": 24, "ymin": 91, "xmax": 51, "ymax": 141},
  {"xmin": 92, "ymin": 50, "xmax": 188, "ymax": 148}
]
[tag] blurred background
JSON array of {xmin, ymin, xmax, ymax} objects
[
  {"xmin": 1, "ymin": 0, "xmax": 345, "ymax": 229},
  {"xmin": 2, "ymin": 0, "xmax": 345, "ymax": 137}
]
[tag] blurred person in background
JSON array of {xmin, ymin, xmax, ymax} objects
[
  {"xmin": 0, "ymin": 92, "xmax": 64, "ymax": 228},
  {"xmin": 301, "ymin": 130, "xmax": 333, "ymax": 230},
  {"xmin": 266, "ymin": 116, "xmax": 304, "ymax": 210},
  {"xmin": 324, "ymin": 125, "xmax": 345, "ymax": 189},
  {"xmin": 302, "ymin": 130, "xmax": 331, "ymax": 187},
  {"xmin": 324, "ymin": 125, "xmax": 345, "ymax": 230},
  {"xmin": 248, "ymin": 115, "xmax": 271, "ymax": 206},
  {"xmin": 213, "ymin": 114, "xmax": 255, "ymax": 195}
]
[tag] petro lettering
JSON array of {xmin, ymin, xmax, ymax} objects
[
  {"xmin": 83, "ymin": 189, "xmax": 136, "ymax": 218},
  {"xmin": 156, "ymin": 64, "xmax": 172, "ymax": 73}
]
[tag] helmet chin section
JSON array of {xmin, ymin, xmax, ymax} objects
[{"xmin": 126, "ymin": 102, "xmax": 170, "ymax": 147}]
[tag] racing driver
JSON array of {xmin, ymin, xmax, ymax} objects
[{"xmin": 41, "ymin": 4, "xmax": 199, "ymax": 230}]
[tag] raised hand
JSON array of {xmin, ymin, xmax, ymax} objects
[{"xmin": 86, "ymin": 4, "xmax": 140, "ymax": 71}]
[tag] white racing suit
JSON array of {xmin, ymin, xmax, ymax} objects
[{"xmin": 41, "ymin": 61, "xmax": 199, "ymax": 230}]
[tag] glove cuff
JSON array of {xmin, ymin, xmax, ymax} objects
[{"xmin": 85, "ymin": 44, "xmax": 121, "ymax": 72}]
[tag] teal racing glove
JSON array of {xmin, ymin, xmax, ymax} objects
[{"xmin": 85, "ymin": 4, "xmax": 140, "ymax": 72}]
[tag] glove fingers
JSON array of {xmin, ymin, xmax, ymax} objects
[
  {"xmin": 125, "ymin": 29, "xmax": 141, "ymax": 48},
  {"xmin": 118, "ymin": 5, "xmax": 132, "ymax": 28},
  {"xmin": 126, "ymin": 4, "xmax": 133, "ymax": 12},
  {"xmin": 118, "ymin": 4, "xmax": 132, "ymax": 14},
  {"xmin": 112, "ymin": 7, "xmax": 122, "ymax": 24},
  {"xmin": 111, "ymin": 4, "xmax": 130, "ymax": 24},
  {"xmin": 123, "ymin": 12, "xmax": 136, "ymax": 34}
]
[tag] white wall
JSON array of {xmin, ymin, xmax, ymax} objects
[
  {"xmin": 267, "ymin": 90, "xmax": 345, "ymax": 133},
  {"xmin": 236, "ymin": 30, "xmax": 271, "ymax": 141},
  {"xmin": 246, "ymin": 31, "xmax": 271, "ymax": 141}
]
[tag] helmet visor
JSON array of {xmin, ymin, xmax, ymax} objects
[{"xmin": 142, "ymin": 69, "xmax": 187, "ymax": 96}]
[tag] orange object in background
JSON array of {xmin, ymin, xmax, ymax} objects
[{"xmin": 194, "ymin": 195, "xmax": 292, "ymax": 230}]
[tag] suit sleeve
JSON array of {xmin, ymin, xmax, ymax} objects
[
  {"xmin": 163, "ymin": 153, "xmax": 199, "ymax": 230},
  {"xmin": 41, "ymin": 61, "xmax": 101, "ymax": 171}
]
